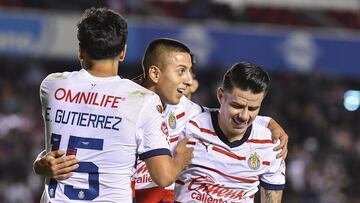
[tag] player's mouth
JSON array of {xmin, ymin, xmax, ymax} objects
[
  {"xmin": 177, "ymin": 88, "xmax": 185, "ymax": 95},
  {"xmin": 232, "ymin": 118, "xmax": 248, "ymax": 129}
]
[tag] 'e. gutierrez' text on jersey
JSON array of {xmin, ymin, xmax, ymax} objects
[
  {"xmin": 40, "ymin": 69, "xmax": 170, "ymax": 203},
  {"xmin": 175, "ymin": 111, "xmax": 285, "ymax": 203},
  {"xmin": 134, "ymin": 96, "xmax": 203, "ymax": 190}
]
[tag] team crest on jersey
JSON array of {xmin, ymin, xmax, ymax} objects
[
  {"xmin": 161, "ymin": 121, "xmax": 169, "ymax": 136},
  {"xmin": 156, "ymin": 104, "xmax": 164, "ymax": 114},
  {"xmin": 168, "ymin": 111, "xmax": 177, "ymax": 129},
  {"xmin": 248, "ymin": 152, "xmax": 261, "ymax": 170}
]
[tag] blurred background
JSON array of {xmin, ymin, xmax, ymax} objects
[{"xmin": 0, "ymin": 0, "xmax": 359, "ymax": 202}]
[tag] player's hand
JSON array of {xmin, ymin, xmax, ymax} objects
[
  {"xmin": 269, "ymin": 119, "xmax": 288, "ymax": 160},
  {"xmin": 173, "ymin": 136, "xmax": 194, "ymax": 169},
  {"xmin": 34, "ymin": 150, "xmax": 79, "ymax": 180}
]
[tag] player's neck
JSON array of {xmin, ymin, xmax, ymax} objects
[
  {"xmin": 86, "ymin": 60, "xmax": 119, "ymax": 77},
  {"xmin": 142, "ymin": 79, "xmax": 154, "ymax": 91},
  {"xmin": 218, "ymin": 113, "xmax": 245, "ymax": 142}
]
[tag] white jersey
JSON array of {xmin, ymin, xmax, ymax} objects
[
  {"xmin": 134, "ymin": 96, "xmax": 203, "ymax": 190},
  {"xmin": 40, "ymin": 69, "xmax": 170, "ymax": 203},
  {"xmin": 175, "ymin": 111, "xmax": 285, "ymax": 203},
  {"xmin": 133, "ymin": 97, "xmax": 273, "ymax": 192}
]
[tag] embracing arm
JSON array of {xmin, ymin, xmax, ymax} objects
[
  {"xmin": 268, "ymin": 119, "xmax": 288, "ymax": 159},
  {"xmin": 260, "ymin": 187, "xmax": 283, "ymax": 203},
  {"xmin": 33, "ymin": 149, "xmax": 79, "ymax": 180},
  {"xmin": 145, "ymin": 136, "xmax": 193, "ymax": 187},
  {"xmin": 255, "ymin": 116, "xmax": 289, "ymax": 160}
]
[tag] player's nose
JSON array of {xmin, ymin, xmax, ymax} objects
[{"xmin": 184, "ymin": 71, "xmax": 193, "ymax": 87}]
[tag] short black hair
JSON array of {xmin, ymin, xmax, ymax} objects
[
  {"xmin": 190, "ymin": 52, "xmax": 198, "ymax": 78},
  {"xmin": 222, "ymin": 61, "xmax": 270, "ymax": 94},
  {"xmin": 77, "ymin": 7, "xmax": 128, "ymax": 60},
  {"xmin": 142, "ymin": 38, "xmax": 191, "ymax": 76}
]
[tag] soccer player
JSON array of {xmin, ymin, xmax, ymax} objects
[
  {"xmin": 175, "ymin": 61, "xmax": 285, "ymax": 203},
  {"xmin": 34, "ymin": 39, "xmax": 289, "ymax": 202},
  {"xmin": 133, "ymin": 42, "xmax": 287, "ymax": 203},
  {"xmin": 36, "ymin": 8, "xmax": 193, "ymax": 203}
]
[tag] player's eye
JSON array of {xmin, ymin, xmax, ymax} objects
[
  {"xmin": 178, "ymin": 68, "xmax": 186, "ymax": 76},
  {"xmin": 248, "ymin": 107, "xmax": 259, "ymax": 111}
]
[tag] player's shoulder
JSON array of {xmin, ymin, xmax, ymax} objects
[
  {"xmin": 175, "ymin": 96, "xmax": 205, "ymax": 115},
  {"xmin": 121, "ymin": 79, "xmax": 160, "ymax": 100},
  {"xmin": 40, "ymin": 70, "xmax": 80, "ymax": 89},
  {"xmin": 250, "ymin": 122, "xmax": 272, "ymax": 140},
  {"xmin": 42, "ymin": 71, "xmax": 76, "ymax": 82},
  {"xmin": 191, "ymin": 108, "xmax": 211, "ymax": 119},
  {"xmin": 187, "ymin": 110, "xmax": 212, "ymax": 129}
]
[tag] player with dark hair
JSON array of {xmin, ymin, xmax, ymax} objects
[
  {"xmin": 134, "ymin": 43, "xmax": 287, "ymax": 203},
  {"xmin": 175, "ymin": 61, "xmax": 285, "ymax": 203},
  {"xmin": 35, "ymin": 36, "xmax": 289, "ymax": 202},
  {"xmin": 36, "ymin": 8, "xmax": 192, "ymax": 203}
]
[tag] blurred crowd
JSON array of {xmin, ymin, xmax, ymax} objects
[
  {"xmin": 1, "ymin": 0, "xmax": 360, "ymax": 29},
  {"xmin": 0, "ymin": 58, "xmax": 359, "ymax": 203}
]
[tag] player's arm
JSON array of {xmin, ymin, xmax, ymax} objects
[
  {"xmin": 144, "ymin": 136, "xmax": 193, "ymax": 187},
  {"xmin": 254, "ymin": 116, "xmax": 288, "ymax": 159},
  {"xmin": 268, "ymin": 119, "xmax": 288, "ymax": 159},
  {"xmin": 138, "ymin": 94, "xmax": 193, "ymax": 187},
  {"xmin": 33, "ymin": 149, "xmax": 79, "ymax": 180},
  {"xmin": 260, "ymin": 187, "xmax": 283, "ymax": 203}
]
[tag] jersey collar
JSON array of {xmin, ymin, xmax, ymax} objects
[{"xmin": 210, "ymin": 110, "xmax": 252, "ymax": 148}]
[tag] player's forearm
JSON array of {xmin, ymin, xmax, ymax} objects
[
  {"xmin": 145, "ymin": 155, "xmax": 185, "ymax": 187},
  {"xmin": 260, "ymin": 187, "xmax": 283, "ymax": 203},
  {"xmin": 33, "ymin": 150, "xmax": 47, "ymax": 175}
]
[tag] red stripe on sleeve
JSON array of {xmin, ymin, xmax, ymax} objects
[
  {"xmin": 246, "ymin": 139, "xmax": 273, "ymax": 144},
  {"xmin": 176, "ymin": 112, "xmax": 185, "ymax": 119},
  {"xmin": 187, "ymin": 141, "xmax": 196, "ymax": 145},
  {"xmin": 189, "ymin": 120, "xmax": 217, "ymax": 136},
  {"xmin": 169, "ymin": 136, "xmax": 179, "ymax": 143}
]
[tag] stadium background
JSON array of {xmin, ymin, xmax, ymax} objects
[{"xmin": 0, "ymin": 0, "xmax": 359, "ymax": 202}]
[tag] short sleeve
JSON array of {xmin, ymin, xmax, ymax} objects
[
  {"xmin": 39, "ymin": 74, "xmax": 52, "ymax": 109},
  {"xmin": 181, "ymin": 96, "xmax": 204, "ymax": 122},
  {"xmin": 137, "ymin": 95, "xmax": 171, "ymax": 160},
  {"xmin": 253, "ymin": 115, "xmax": 271, "ymax": 127},
  {"xmin": 260, "ymin": 159, "xmax": 286, "ymax": 190}
]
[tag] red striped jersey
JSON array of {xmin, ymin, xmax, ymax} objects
[
  {"xmin": 134, "ymin": 96, "xmax": 203, "ymax": 191},
  {"xmin": 133, "ymin": 97, "xmax": 274, "ymax": 193},
  {"xmin": 175, "ymin": 110, "xmax": 285, "ymax": 203}
]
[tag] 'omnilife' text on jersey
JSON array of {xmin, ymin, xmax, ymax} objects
[{"xmin": 54, "ymin": 88, "xmax": 125, "ymax": 108}]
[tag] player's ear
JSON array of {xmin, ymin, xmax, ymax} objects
[
  {"xmin": 217, "ymin": 87, "xmax": 224, "ymax": 105},
  {"xmin": 148, "ymin": 65, "xmax": 161, "ymax": 83},
  {"xmin": 119, "ymin": 44, "xmax": 127, "ymax": 62},
  {"xmin": 190, "ymin": 79, "xmax": 199, "ymax": 94},
  {"xmin": 79, "ymin": 47, "xmax": 84, "ymax": 60}
]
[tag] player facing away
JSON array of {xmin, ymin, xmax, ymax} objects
[
  {"xmin": 175, "ymin": 62, "xmax": 285, "ymax": 203},
  {"xmin": 37, "ymin": 8, "xmax": 193, "ymax": 203}
]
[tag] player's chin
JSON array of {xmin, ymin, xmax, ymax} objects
[
  {"xmin": 168, "ymin": 96, "xmax": 181, "ymax": 105},
  {"xmin": 231, "ymin": 125, "xmax": 247, "ymax": 135}
]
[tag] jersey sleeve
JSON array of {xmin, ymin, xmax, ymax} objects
[
  {"xmin": 253, "ymin": 115, "xmax": 271, "ymax": 127},
  {"xmin": 39, "ymin": 74, "xmax": 53, "ymax": 109},
  {"xmin": 260, "ymin": 159, "xmax": 286, "ymax": 190},
  {"xmin": 181, "ymin": 96, "xmax": 204, "ymax": 122},
  {"xmin": 137, "ymin": 95, "xmax": 171, "ymax": 160}
]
